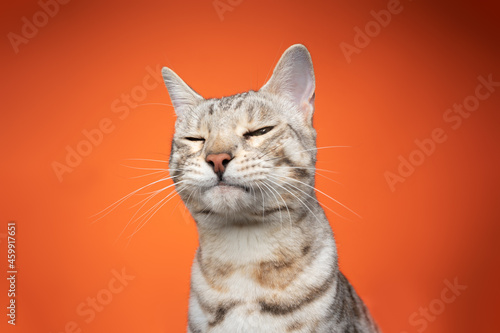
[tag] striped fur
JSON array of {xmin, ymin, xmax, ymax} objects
[{"xmin": 162, "ymin": 45, "xmax": 379, "ymax": 332}]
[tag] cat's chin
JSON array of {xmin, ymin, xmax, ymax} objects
[{"xmin": 201, "ymin": 183, "xmax": 252, "ymax": 214}]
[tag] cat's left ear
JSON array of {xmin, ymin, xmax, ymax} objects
[
  {"xmin": 161, "ymin": 67, "xmax": 204, "ymax": 116},
  {"xmin": 260, "ymin": 44, "xmax": 315, "ymax": 122}
]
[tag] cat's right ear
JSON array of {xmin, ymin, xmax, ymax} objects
[{"xmin": 161, "ymin": 67, "xmax": 204, "ymax": 116}]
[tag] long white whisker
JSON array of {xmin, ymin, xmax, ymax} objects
[
  {"xmin": 129, "ymin": 187, "xmax": 180, "ymax": 225},
  {"xmin": 254, "ymin": 182, "xmax": 266, "ymax": 218},
  {"xmin": 90, "ymin": 175, "xmax": 180, "ymax": 222},
  {"xmin": 121, "ymin": 165, "xmax": 169, "ymax": 171},
  {"xmin": 125, "ymin": 190, "xmax": 179, "ymax": 245},
  {"xmin": 272, "ymin": 174, "xmax": 361, "ymax": 219},
  {"xmin": 261, "ymin": 181, "xmax": 289, "ymax": 229},
  {"xmin": 266, "ymin": 178, "xmax": 321, "ymax": 223},
  {"xmin": 129, "ymin": 170, "xmax": 170, "ymax": 179},
  {"xmin": 263, "ymin": 146, "xmax": 350, "ymax": 163},
  {"xmin": 315, "ymin": 172, "xmax": 344, "ymax": 186},
  {"xmin": 263, "ymin": 40, "xmax": 284, "ymax": 85},
  {"xmin": 268, "ymin": 175, "xmax": 347, "ymax": 220},
  {"xmin": 170, "ymin": 186, "xmax": 196, "ymax": 223},
  {"xmin": 265, "ymin": 181, "xmax": 292, "ymax": 227},
  {"xmin": 128, "ymin": 181, "xmax": 182, "ymax": 209},
  {"xmin": 260, "ymin": 181, "xmax": 282, "ymax": 222},
  {"xmin": 124, "ymin": 158, "xmax": 169, "ymax": 163},
  {"xmin": 263, "ymin": 166, "xmax": 342, "ymax": 185},
  {"xmin": 134, "ymin": 102, "xmax": 173, "ymax": 108},
  {"xmin": 114, "ymin": 181, "xmax": 184, "ymax": 243},
  {"xmin": 269, "ymin": 166, "xmax": 340, "ymax": 174},
  {"xmin": 127, "ymin": 188, "xmax": 184, "ymax": 240}
]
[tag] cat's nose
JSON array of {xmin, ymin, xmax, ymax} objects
[{"xmin": 206, "ymin": 153, "xmax": 232, "ymax": 179}]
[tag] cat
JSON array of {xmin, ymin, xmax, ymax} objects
[{"xmin": 162, "ymin": 44, "xmax": 379, "ymax": 333}]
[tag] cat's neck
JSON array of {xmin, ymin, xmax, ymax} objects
[{"xmin": 195, "ymin": 205, "xmax": 332, "ymax": 266}]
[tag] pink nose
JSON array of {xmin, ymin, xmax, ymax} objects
[{"xmin": 206, "ymin": 153, "xmax": 232, "ymax": 175}]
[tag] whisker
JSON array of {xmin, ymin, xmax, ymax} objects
[
  {"xmin": 263, "ymin": 145, "xmax": 350, "ymax": 163},
  {"xmin": 128, "ymin": 181, "xmax": 181, "ymax": 209},
  {"xmin": 134, "ymin": 102, "xmax": 174, "ymax": 108},
  {"xmin": 254, "ymin": 182, "xmax": 266, "ymax": 218},
  {"xmin": 271, "ymin": 174, "xmax": 361, "ymax": 219},
  {"xmin": 263, "ymin": 40, "xmax": 284, "ymax": 85},
  {"xmin": 313, "ymin": 145, "xmax": 351, "ymax": 150},
  {"xmin": 261, "ymin": 180, "xmax": 292, "ymax": 229},
  {"xmin": 130, "ymin": 186, "xmax": 181, "ymax": 224},
  {"xmin": 266, "ymin": 178, "xmax": 321, "ymax": 223},
  {"xmin": 129, "ymin": 170, "xmax": 170, "ymax": 179},
  {"xmin": 114, "ymin": 181, "xmax": 184, "ymax": 243},
  {"xmin": 315, "ymin": 172, "xmax": 344, "ymax": 186},
  {"xmin": 170, "ymin": 186, "xmax": 197, "ymax": 223},
  {"xmin": 268, "ymin": 166, "xmax": 340, "ymax": 174},
  {"xmin": 271, "ymin": 167, "xmax": 343, "ymax": 185},
  {"xmin": 90, "ymin": 175, "xmax": 179, "ymax": 222},
  {"xmin": 127, "ymin": 188, "xmax": 185, "ymax": 239},
  {"xmin": 124, "ymin": 158, "xmax": 169, "ymax": 163},
  {"xmin": 263, "ymin": 165, "xmax": 343, "ymax": 185},
  {"xmin": 120, "ymin": 164, "xmax": 169, "ymax": 171},
  {"xmin": 123, "ymin": 189, "xmax": 181, "ymax": 248},
  {"xmin": 126, "ymin": 189, "xmax": 180, "ymax": 239},
  {"xmin": 268, "ymin": 174, "xmax": 347, "ymax": 220},
  {"xmin": 260, "ymin": 181, "xmax": 282, "ymax": 223}
]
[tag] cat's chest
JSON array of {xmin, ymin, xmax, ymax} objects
[
  {"xmin": 190, "ymin": 240, "xmax": 333, "ymax": 306},
  {"xmin": 192, "ymin": 223, "xmax": 332, "ymax": 297},
  {"xmin": 189, "ymin": 267, "xmax": 286, "ymax": 332},
  {"xmin": 188, "ymin": 232, "xmax": 337, "ymax": 332},
  {"xmin": 197, "ymin": 304, "xmax": 297, "ymax": 333},
  {"xmin": 188, "ymin": 270, "xmax": 333, "ymax": 333},
  {"xmin": 192, "ymin": 259, "xmax": 273, "ymax": 299}
]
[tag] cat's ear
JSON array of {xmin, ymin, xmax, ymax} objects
[
  {"xmin": 260, "ymin": 44, "xmax": 315, "ymax": 121},
  {"xmin": 161, "ymin": 67, "xmax": 204, "ymax": 116}
]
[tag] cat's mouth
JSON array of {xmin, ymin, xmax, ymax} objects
[{"xmin": 216, "ymin": 181, "xmax": 251, "ymax": 193}]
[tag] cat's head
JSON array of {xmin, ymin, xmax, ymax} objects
[{"xmin": 163, "ymin": 44, "xmax": 318, "ymax": 225}]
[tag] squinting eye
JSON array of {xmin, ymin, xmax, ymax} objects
[
  {"xmin": 185, "ymin": 137, "xmax": 205, "ymax": 142},
  {"xmin": 245, "ymin": 126, "xmax": 274, "ymax": 138}
]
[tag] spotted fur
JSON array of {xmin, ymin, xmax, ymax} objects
[{"xmin": 162, "ymin": 44, "xmax": 379, "ymax": 332}]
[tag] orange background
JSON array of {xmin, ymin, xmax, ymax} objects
[{"xmin": 2, "ymin": 0, "xmax": 500, "ymax": 332}]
